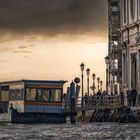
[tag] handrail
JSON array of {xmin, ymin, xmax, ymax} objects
[{"xmin": 62, "ymin": 95, "xmax": 121, "ymax": 110}]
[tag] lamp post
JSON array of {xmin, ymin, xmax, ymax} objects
[
  {"xmin": 80, "ymin": 63, "xmax": 84, "ymax": 107},
  {"xmin": 97, "ymin": 77, "xmax": 100, "ymax": 92},
  {"xmin": 86, "ymin": 68, "xmax": 90, "ymax": 96},
  {"xmin": 105, "ymin": 55, "xmax": 110, "ymax": 94},
  {"xmin": 92, "ymin": 73, "xmax": 96, "ymax": 94},
  {"xmin": 100, "ymin": 81, "xmax": 103, "ymax": 92}
]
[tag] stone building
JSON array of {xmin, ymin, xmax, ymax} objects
[
  {"xmin": 108, "ymin": 0, "xmax": 121, "ymax": 94},
  {"xmin": 121, "ymin": 0, "xmax": 140, "ymax": 94}
]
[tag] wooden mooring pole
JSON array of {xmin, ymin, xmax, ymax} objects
[
  {"xmin": 70, "ymin": 97, "xmax": 76, "ymax": 124},
  {"xmin": 82, "ymin": 111, "xmax": 85, "ymax": 121},
  {"xmin": 70, "ymin": 81, "xmax": 76, "ymax": 124}
]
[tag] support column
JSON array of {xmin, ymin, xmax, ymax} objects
[
  {"xmin": 131, "ymin": 54, "xmax": 133, "ymax": 89},
  {"xmin": 138, "ymin": 50, "xmax": 140, "ymax": 94},
  {"xmin": 137, "ymin": 50, "xmax": 139, "ymax": 94},
  {"xmin": 122, "ymin": 53, "xmax": 124, "ymax": 89},
  {"xmin": 128, "ymin": 51, "xmax": 131, "ymax": 90},
  {"xmin": 122, "ymin": 53, "xmax": 126, "ymax": 87},
  {"xmin": 136, "ymin": 47, "xmax": 140, "ymax": 107},
  {"xmin": 126, "ymin": 45, "xmax": 129, "ymax": 88}
]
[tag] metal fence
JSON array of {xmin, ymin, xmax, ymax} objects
[{"xmin": 63, "ymin": 95, "xmax": 121, "ymax": 111}]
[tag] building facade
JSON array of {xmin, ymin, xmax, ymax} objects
[
  {"xmin": 121, "ymin": 0, "xmax": 140, "ymax": 94},
  {"xmin": 108, "ymin": 0, "xmax": 121, "ymax": 94}
]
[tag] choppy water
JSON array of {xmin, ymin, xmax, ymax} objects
[{"xmin": 0, "ymin": 123, "xmax": 140, "ymax": 140}]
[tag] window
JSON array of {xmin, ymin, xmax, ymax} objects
[
  {"xmin": 25, "ymin": 88, "xmax": 36, "ymax": 101},
  {"xmin": 0, "ymin": 86, "xmax": 9, "ymax": 101},
  {"xmin": 130, "ymin": 0, "xmax": 135, "ymax": 20},
  {"xmin": 112, "ymin": 2, "xmax": 118, "ymax": 12},
  {"xmin": 1, "ymin": 86, "xmax": 9, "ymax": 91},
  {"xmin": 112, "ymin": 16, "xmax": 120, "ymax": 28},
  {"xmin": 114, "ymin": 59, "xmax": 118, "ymax": 69},
  {"xmin": 10, "ymin": 89, "xmax": 24, "ymax": 101},
  {"xmin": 25, "ymin": 88, "xmax": 62, "ymax": 102},
  {"xmin": 25, "ymin": 88, "xmax": 49, "ymax": 101},
  {"xmin": 0, "ymin": 91, "xmax": 9, "ymax": 101},
  {"xmin": 138, "ymin": 0, "xmax": 140, "ymax": 19},
  {"xmin": 124, "ymin": 0, "xmax": 127, "ymax": 23},
  {"xmin": 42, "ymin": 89, "xmax": 50, "ymax": 101},
  {"xmin": 50, "ymin": 89, "xmax": 62, "ymax": 102}
]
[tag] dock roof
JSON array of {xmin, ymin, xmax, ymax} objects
[{"xmin": 0, "ymin": 79, "xmax": 67, "ymax": 85}]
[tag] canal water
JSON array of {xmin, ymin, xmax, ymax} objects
[{"xmin": 0, "ymin": 123, "xmax": 139, "ymax": 140}]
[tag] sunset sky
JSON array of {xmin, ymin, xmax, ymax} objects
[{"xmin": 0, "ymin": 0, "xmax": 107, "ymax": 92}]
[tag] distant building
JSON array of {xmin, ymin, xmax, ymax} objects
[
  {"xmin": 121, "ymin": 0, "xmax": 140, "ymax": 94},
  {"xmin": 108, "ymin": 0, "xmax": 121, "ymax": 94},
  {"xmin": 108, "ymin": 0, "xmax": 140, "ymax": 94}
]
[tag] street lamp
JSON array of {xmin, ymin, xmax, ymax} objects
[
  {"xmin": 105, "ymin": 55, "xmax": 110, "ymax": 94},
  {"xmin": 100, "ymin": 81, "xmax": 103, "ymax": 92},
  {"xmin": 80, "ymin": 63, "xmax": 85, "ymax": 107},
  {"xmin": 97, "ymin": 77, "xmax": 100, "ymax": 92},
  {"xmin": 86, "ymin": 68, "xmax": 90, "ymax": 96},
  {"xmin": 92, "ymin": 73, "xmax": 96, "ymax": 94}
]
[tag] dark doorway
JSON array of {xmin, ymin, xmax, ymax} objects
[{"xmin": 131, "ymin": 53, "xmax": 137, "ymax": 89}]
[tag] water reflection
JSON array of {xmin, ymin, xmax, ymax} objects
[{"xmin": 0, "ymin": 123, "xmax": 139, "ymax": 140}]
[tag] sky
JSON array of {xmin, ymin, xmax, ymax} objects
[{"xmin": 0, "ymin": 0, "xmax": 108, "ymax": 93}]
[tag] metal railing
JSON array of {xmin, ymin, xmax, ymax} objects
[{"xmin": 63, "ymin": 95, "xmax": 121, "ymax": 111}]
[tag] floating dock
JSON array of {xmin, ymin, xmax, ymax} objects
[
  {"xmin": 0, "ymin": 80, "xmax": 67, "ymax": 123},
  {"xmin": 0, "ymin": 80, "xmax": 140, "ymax": 123}
]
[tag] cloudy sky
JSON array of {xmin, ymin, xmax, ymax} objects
[{"xmin": 0, "ymin": 0, "xmax": 107, "ymax": 92}]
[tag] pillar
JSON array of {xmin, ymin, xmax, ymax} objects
[{"xmin": 136, "ymin": 47, "xmax": 140, "ymax": 106}]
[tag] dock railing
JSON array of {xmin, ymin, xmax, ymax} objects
[{"xmin": 63, "ymin": 95, "xmax": 121, "ymax": 112}]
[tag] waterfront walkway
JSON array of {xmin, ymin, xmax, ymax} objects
[
  {"xmin": 63, "ymin": 95, "xmax": 121, "ymax": 113},
  {"xmin": 63, "ymin": 95, "xmax": 140, "ymax": 123}
]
